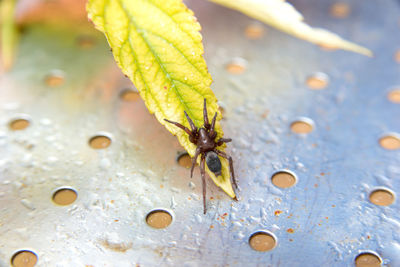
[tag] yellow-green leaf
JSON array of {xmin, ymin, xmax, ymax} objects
[
  {"xmin": 87, "ymin": 0, "xmax": 235, "ymax": 198},
  {"xmin": 209, "ymin": 0, "xmax": 372, "ymax": 57}
]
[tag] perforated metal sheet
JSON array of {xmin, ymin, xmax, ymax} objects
[{"xmin": 1, "ymin": 0, "xmax": 400, "ymax": 266}]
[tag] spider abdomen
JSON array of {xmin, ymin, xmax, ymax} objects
[{"xmin": 205, "ymin": 151, "xmax": 222, "ymax": 176}]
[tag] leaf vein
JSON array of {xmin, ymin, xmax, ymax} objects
[
  {"xmin": 144, "ymin": 29, "xmax": 208, "ymax": 79},
  {"xmin": 117, "ymin": 0, "xmax": 203, "ymax": 126}
]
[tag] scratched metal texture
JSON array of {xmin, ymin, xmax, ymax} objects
[{"xmin": 0, "ymin": 0, "xmax": 400, "ymax": 266}]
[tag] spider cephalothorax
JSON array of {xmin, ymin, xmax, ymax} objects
[{"xmin": 165, "ymin": 99, "xmax": 237, "ymax": 214}]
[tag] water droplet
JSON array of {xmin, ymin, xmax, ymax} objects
[
  {"xmin": 74, "ymin": 161, "xmax": 84, "ymax": 166},
  {"xmin": 190, "ymin": 193, "xmax": 199, "ymax": 200},
  {"xmin": 235, "ymin": 231, "xmax": 245, "ymax": 240},
  {"xmin": 20, "ymin": 199, "xmax": 35, "ymax": 210},
  {"xmin": 374, "ymin": 174, "xmax": 390, "ymax": 185},
  {"xmin": 3, "ymin": 102, "xmax": 20, "ymax": 110},
  {"xmin": 13, "ymin": 181, "xmax": 24, "ymax": 191},
  {"xmin": 102, "ymin": 232, "xmax": 132, "ymax": 252},
  {"xmin": 248, "ymin": 216, "xmax": 261, "ymax": 224},
  {"xmin": 170, "ymin": 196, "xmax": 177, "ymax": 209},
  {"xmin": 328, "ymin": 241, "xmax": 343, "ymax": 260},
  {"xmin": 195, "ymin": 214, "xmax": 202, "ymax": 223},
  {"xmin": 233, "ymin": 221, "xmax": 242, "ymax": 227},
  {"xmin": 260, "ymin": 207, "xmax": 268, "ymax": 218},
  {"xmin": 383, "ymin": 242, "xmax": 400, "ymax": 266},
  {"xmin": 99, "ymin": 158, "xmax": 111, "ymax": 169},
  {"xmin": 251, "ymin": 144, "xmax": 260, "ymax": 152},
  {"xmin": 0, "ymin": 159, "xmax": 8, "ymax": 168},
  {"xmin": 268, "ymin": 186, "xmax": 284, "ymax": 196},
  {"xmin": 46, "ymin": 156, "xmax": 58, "ymax": 164},
  {"xmin": 296, "ymin": 162, "xmax": 305, "ymax": 170},
  {"xmin": 171, "ymin": 187, "xmax": 180, "ymax": 193},
  {"xmin": 168, "ymin": 241, "xmax": 177, "ymax": 247},
  {"xmin": 259, "ymin": 132, "xmax": 279, "ymax": 144},
  {"xmin": 40, "ymin": 118, "xmax": 52, "ymax": 126},
  {"xmin": 188, "ymin": 182, "xmax": 196, "ymax": 189},
  {"xmin": 270, "ymin": 224, "xmax": 280, "ymax": 231}
]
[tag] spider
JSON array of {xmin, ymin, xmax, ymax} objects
[{"xmin": 165, "ymin": 99, "xmax": 237, "ymax": 214}]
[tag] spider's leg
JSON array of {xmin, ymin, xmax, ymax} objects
[
  {"xmin": 164, "ymin": 119, "xmax": 192, "ymax": 136},
  {"xmin": 203, "ymin": 98, "xmax": 211, "ymax": 129},
  {"xmin": 184, "ymin": 111, "xmax": 197, "ymax": 132},
  {"xmin": 216, "ymin": 138, "xmax": 232, "ymax": 147},
  {"xmin": 214, "ymin": 149, "xmax": 238, "ymax": 189},
  {"xmin": 191, "ymin": 147, "xmax": 201, "ymax": 178},
  {"xmin": 209, "ymin": 112, "xmax": 217, "ymax": 136},
  {"xmin": 200, "ymin": 153, "xmax": 207, "ymax": 214}
]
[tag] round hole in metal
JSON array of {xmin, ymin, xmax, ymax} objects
[
  {"xmin": 306, "ymin": 72, "xmax": 329, "ymax": 90},
  {"xmin": 76, "ymin": 35, "xmax": 96, "ymax": 48},
  {"xmin": 271, "ymin": 170, "xmax": 297, "ymax": 188},
  {"xmin": 177, "ymin": 152, "xmax": 192, "ymax": 168},
  {"xmin": 388, "ymin": 88, "xmax": 400, "ymax": 103},
  {"xmin": 290, "ymin": 118, "xmax": 314, "ymax": 134},
  {"xmin": 249, "ymin": 231, "xmax": 277, "ymax": 252},
  {"xmin": 355, "ymin": 251, "xmax": 382, "ymax": 267},
  {"xmin": 245, "ymin": 23, "xmax": 264, "ymax": 39},
  {"xmin": 11, "ymin": 250, "xmax": 38, "ymax": 267},
  {"xmin": 52, "ymin": 188, "xmax": 78, "ymax": 206},
  {"xmin": 9, "ymin": 118, "xmax": 30, "ymax": 131},
  {"xmin": 369, "ymin": 188, "xmax": 395, "ymax": 206},
  {"xmin": 379, "ymin": 134, "xmax": 400, "ymax": 150},
  {"xmin": 120, "ymin": 89, "xmax": 140, "ymax": 102},
  {"xmin": 44, "ymin": 70, "xmax": 65, "ymax": 87},
  {"xmin": 395, "ymin": 50, "xmax": 400, "ymax": 63},
  {"xmin": 226, "ymin": 58, "xmax": 247, "ymax": 75},
  {"xmin": 330, "ymin": 2, "xmax": 351, "ymax": 18},
  {"xmin": 89, "ymin": 135, "xmax": 112, "ymax": 149},
  {"xmin": 146, "ymin": 209, "xmax": 173, "ymax": 229}
]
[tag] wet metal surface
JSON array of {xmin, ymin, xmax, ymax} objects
[{"xmin": 1, "ymin": 0, "xmax": 400, "ymax": 266}]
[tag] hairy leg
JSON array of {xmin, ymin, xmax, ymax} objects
[
  {"xmin": 200, "ymin": 154, "xmax": 207, "ymax": 214},
  {"xmin": 203, "ymin": 98, "xmax": 210, "ymax": 129},
  {"xmin": 214, "ymin": 149, "xmax": 238, "ymax": 189},
  {"xmin": 209, "ymin": 112, "xmax": 217, "ymax": 136},
  {"xmin": 191, "ymin": 148, "xmax": 201, "ymax": 178},
  {"xmin": 164, "ymin": 119, "xmax": 192, "ymax": 136},
  {"xmin": 184, "ymin": 111, "xmax": 197, "ymax": 132},
  {"xmin": 216, "ymin": 138, "xmax": 232, "ymax": 146}
]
